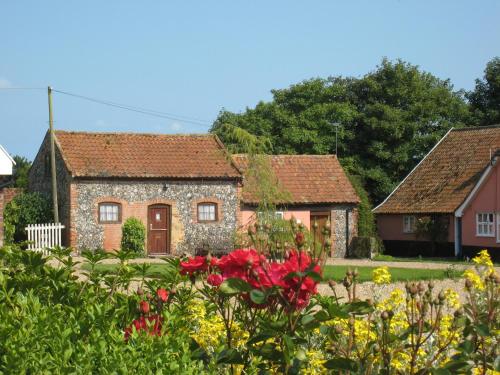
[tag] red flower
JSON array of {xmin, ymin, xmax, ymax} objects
[
  {"xmin": 207, "ymin": 273, "xmax": 224, "ymax": 287},
  {"xmin": 218, "ymin": 249, "xmax": 263, "ymax": 270},
  {"xmin": 180, "ymin": 256, "xmax": 210, "ymax": 275},
  {"xmin": 124, "ymin": 314, "xmax": 163, "ymax": 341},
  {"xmin": 139, "ymin": 300, "xmax": 150, "ymax": 314},
  {"xmin": 156, "ymin": 288, "xmax": 169, "ymax": 302}
]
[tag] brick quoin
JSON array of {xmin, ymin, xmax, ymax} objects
[{"xmin": 0, "ymin": 188, "xmax": 22, "ymax": 246}]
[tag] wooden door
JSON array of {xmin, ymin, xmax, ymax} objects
[
  {"xmin": 310, "ymin": 212, "xmax": 330, "ymax": 248},
  {"xmin": 148, "ymin": 205, "xmax": 170, "ymax": 254}
]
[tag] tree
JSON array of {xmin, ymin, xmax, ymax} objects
[
  {"xmin": 211, "ymin": 58, "xmax": 470, "ymax": 204},
  {"xmin": 12, "ymin": 156, "xmax": 31, "ymax": 189},
  {"xmin": 4, "ymin": 192, "xmax": 51, "ymax": 244},
  {"xmin": 468, "ymin": 57, "xmax": 500, "ymax": 126}
]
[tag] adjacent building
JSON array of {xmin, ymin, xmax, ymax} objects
[
  {"xmin": 232, "ymin": 154, "xmax": 360, "ymax": 258},
  {"xmin": 0, "ymin": 145, "xmax": 17, "ymax": 247},
  {"xmin": 374, "ymin": 125, "xmax": 500, "ymax": 259}
]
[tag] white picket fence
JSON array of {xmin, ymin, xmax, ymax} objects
[{"xmin": 26, "ymin": 223, "xmax": 65, "ymax": 255}]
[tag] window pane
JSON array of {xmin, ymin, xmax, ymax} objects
[
  {"xmin": 198, "ymin": 204, "xmax": 216, "ymax": 221},
  {"xmin": 100, "ymin": 204, "xmax": 119, "ymax": 222}
]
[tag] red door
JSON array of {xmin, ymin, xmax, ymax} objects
[{"xmin": 148, "ymin": 205, "xmax": 170, "ymax": 254}]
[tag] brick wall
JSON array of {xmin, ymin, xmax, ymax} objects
[{"xmin": 0, "ymin": 187, "xmax": 22, "ymax": 246}]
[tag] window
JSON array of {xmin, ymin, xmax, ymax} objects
[
  {"xmin": 98, "ymin": 203, "xmax": 121, "ymax": 223},
  {"xmin": 497, "ymin": 213, "xmax": 500, "ymax": 243},
  {"xmin": 275, "ymin": 211, "xmax": 284, "ymax": 220},
  {"xmin": 403, "ymin": 215, "xmax": 417, "ymax": 233},
  {"xmin": 257, "ymin": 211, "xmax": 285, "ymax": 221},
  {"xmin": 198, "ymin": 203, "xmax": 217, "ymax": 222},
  {"xmin": 476, "ymin": 213, "xmax": 494, "ymax": 237}
]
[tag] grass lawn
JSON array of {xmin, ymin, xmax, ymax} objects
[
  {"xmin": 373, "ymin": 254, "xmax": 499, "ymax": 266},
  {"xmin": 82, "ymin": 263, "xmax": 461, "ymax": 283}
]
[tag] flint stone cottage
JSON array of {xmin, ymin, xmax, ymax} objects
[
  {"xmin": 374, "ymin": 125, "xmax": 500, "ymax": 260},
  {"xmin": 29, "ymin": 130, "xmax": 359, "ymax": 257}
]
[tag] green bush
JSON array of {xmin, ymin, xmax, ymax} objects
[
  {"xmin": 121, "ymin": 217, "xmax": 146, "ymax": 255},
  {"xmin": 347, "ymin": 174, "xmax": 376, "ymax": 237},
  {"xmin": 4, "ymin": 192, "xmax": 52, "ymax": 244}
]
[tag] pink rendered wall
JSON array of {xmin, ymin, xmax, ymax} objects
[
  {"xmin": 377, "ymin": 214, "xmax": 454, "ymax": 242},
  {"xmin": 461, "ymin": 161, "xmax": 500, "ymax": 248},
  {"xmin": 240, "ymin": 209, "xmax": 311, "ymax": 230}
]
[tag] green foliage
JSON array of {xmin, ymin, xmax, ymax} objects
[
  {"xmin": 0, "ymin": 244, "xmax": 207, "ymax": 373},
  {"xmin": 468, "ymin": 57, "xmax": 500, "ymax": 126},
  {"xmin": 11, "ymin": 155, "xmax": 32, "ymax": 189},
  {"xmin": 347, "ymin": 174, "xmax": 375, "ymax": 237},
  {"xmin": 3, "ymin": 192, "xmax": 51, "ymax": 244},
  {"xmin": 121, "ymin": 217, "xmax": 146, "ymax": 255},
  {"xmin": 211, "ymin": 58, "xmax": 471, "ymax": 203}
]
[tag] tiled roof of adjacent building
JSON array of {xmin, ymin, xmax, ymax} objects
[
  {"xmin": 374, "ymin": 125, "xmax": 500, "ymax": 214},
  {"xmin": 54, "ymin": 131, "xmax": 241, "ymax": 179},
  {"xmin": 232, "ymin": 154, "xmax": 359, "ymax": 205}
]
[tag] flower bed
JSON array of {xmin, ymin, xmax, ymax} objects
[{"xmin": 0, "ymin": 220, "xmax": 498, "ymax": 373}]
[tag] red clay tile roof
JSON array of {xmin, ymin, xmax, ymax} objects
[
  {"xmin": 374, "ymin": 125, "xmax": 500, "ymax": 214},
  {"xmin": 54, "ymin": 131, "xmax": 241, "ymax": 179},
  {"xmin": 232, "ymin": 154, "xmax": 359, "ymax": 205}
]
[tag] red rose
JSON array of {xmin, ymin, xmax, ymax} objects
[
  {"xmin": 156, "ymin": 288, "xmax": 169, "ymax": 302},
  {"xmin": 207, "ymin": 273, "xmax": 224, "ymax": 287},
  {"xmin": 180, "ymin": 256, "xmax": 209, "ymax": 275},
  {"xmin": 124, "ymin": 314, "xmax": 163, "ymax": 341},
  {"xmin": 139, "ymin": 300, "xmax": 150, "ymax": 314}
]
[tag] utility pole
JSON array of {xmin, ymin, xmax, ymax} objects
[
  {"xmin": 48, "ymin": 86, "xmax": 59, "ymax": 223},
  {"xmin": 332, "ymin": 122, "xmax": 340, "ymax": 156}
]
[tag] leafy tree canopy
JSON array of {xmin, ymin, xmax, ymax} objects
[
  {"xmin": 468, "ymin": 57, "xmax": 500, "ymax": 126},
  {"xmin": 211, "ymin": 58, "xmax": 471, "ymax": 203},
  {"xmin": 12, "ymin": 155, "xmax": 31, "ymax": 189}
]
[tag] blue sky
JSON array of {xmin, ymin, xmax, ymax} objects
[{"xmin": 1, "ymin": 1, "xmax": 499, "ymax": 160}]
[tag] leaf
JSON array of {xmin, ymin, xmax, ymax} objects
[
  {"xmin": 443, "ymin": 360, "xmax": 471, "ymax": 372},
  {"xmin": 314, "ymin": 310, "xmax": 329, "ymax": 322},
  {"xmin": 219, "ymin": 278, "xmax": 252, "ymax": 295},
  {"xmin": 475, "ymin": 324, "xmax": 490, "ymax": 337},
  {"xmin": 247, "ymin": 332, "xmax": 275, "ymax": 345},
  {"xmin": 324, "ymin": 358, "xmax": 359, "ymax": 371},
  {"xmin": 249, "ymin": 289, "xmax": 266, "ymax": 304},
  {"xmin": 328, "ymin": 304, "xmax": 350, "ymax": 319},
  {"xmin": 216, "ymin": 349, "xmax": 243, "ymax": 365}
]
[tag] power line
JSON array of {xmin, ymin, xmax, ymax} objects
[
  {"xmin": 51, "ymin": 89, "xmax": 212, "ymax": 127},
  {"xmin": 0, "ymin": 87, "xmax": 45, "ymax": 90}
]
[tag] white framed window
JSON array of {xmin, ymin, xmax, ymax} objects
[
  {"xmin": 403, "ymin": 215, "xmax": 417, "ymax": 233},
  {"xmin": 497, "ymin": 213, "xmax": 500, "ymax": 243},
  {"xmin": 275, "ymin": 211, "xmax": 284, "ymax": 220},
  {"xmin": 98, "ymin": 203, "xmax": 121, "ymax": 223},
  {"xmin": 476, "ymin": 213, "xmax": 494, "ymax": 237},
  {"xmin": 257, "ymin": 211, "xmax": 285, "ymax": 221},
  {"xmin": 198, "ymin": 203, "xmax": 217, "ymax": 222}
]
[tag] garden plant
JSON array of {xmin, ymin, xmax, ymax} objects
[{"xmin": 0, "ymin": 219, "xmax": 498, "ymax": 374}]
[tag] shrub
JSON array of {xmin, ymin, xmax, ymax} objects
[
  {"xmin": 121, "ymin": 217, "xmax": 146, "ymax": 255},
  {"xmin": 3, "ymin": 192, "xmax": 52, "ymax": 244}
]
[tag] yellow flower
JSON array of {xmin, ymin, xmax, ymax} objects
[
  {"xmin": 463, "ymin": 269, "xmax": 485, "ymax": 290},
  {"xmin": 443, "ymin": 288, "xmax": 461, "ymax": 309},
  {"xmin": 303, "ymin": 350, "xmax": 327, "ymax": 375},
  {"xmin": 472, "ymin": 249, "xmax": 494, "ymax": 268},
  {"xmin": 372, "ymin": 266, "xmax": 391, "ymax": 285}
]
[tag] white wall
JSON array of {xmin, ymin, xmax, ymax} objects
[{"xmin": 0, "ymin": 145, "xmax": 14, "ymax": 175}]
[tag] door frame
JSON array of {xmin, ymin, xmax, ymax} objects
[{"xmin": 147, "ymin": 204, "xmax": 171, "ymax": 255}]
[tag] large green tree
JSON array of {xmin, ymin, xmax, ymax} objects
[
  {"xmin": 211, "ymin": 59, "xmax": 471, "ymax": 203},
  {"xmin": 468, "ymin": 57, "xmax": 500, "ymax": 126},
  {"xmin": 12, "ymin": 156, "xmax": 31, "ymax": 189}
]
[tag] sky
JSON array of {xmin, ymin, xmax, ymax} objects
[{"xmin": 1, "ymin": 1, "xmax": 499, "ymax": 160}]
